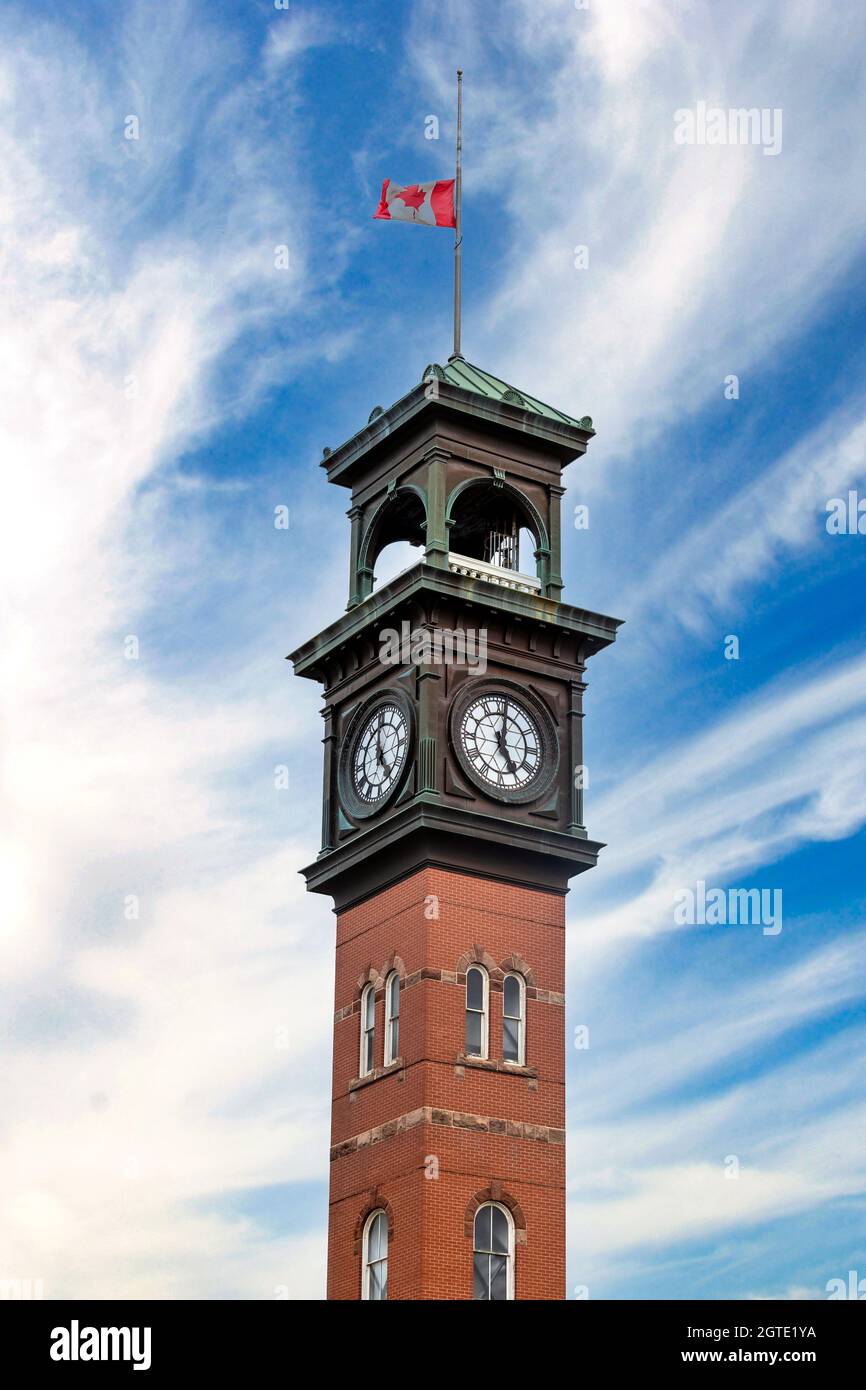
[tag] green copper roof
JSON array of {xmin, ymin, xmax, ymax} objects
[
  {"xmin": 423, "ymin": 356, "xmax": 593, "ymax": 431},
  {"xmin": 320, "ymin": 356, "xmax": 595, "ymax": 482}
]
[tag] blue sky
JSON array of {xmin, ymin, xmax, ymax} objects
[{"xmin": 2, "ymin": 0, "xmax": 865, "ymax": 1300}]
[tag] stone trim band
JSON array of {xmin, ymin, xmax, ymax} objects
[
  {"xmin": 330, "ymin": 1105, "xmax": 565, "ymax": 1162},
  {"xmin": 334, "ymin": 965, "xmax": 563, "ymax": 1023}
]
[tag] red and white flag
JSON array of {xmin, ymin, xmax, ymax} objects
[{"xmin": 373, "ymin": 178, "xmax": 456, "ymax": 228}]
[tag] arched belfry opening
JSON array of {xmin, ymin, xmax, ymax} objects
[
  {"xmin": 447, "ymin": 480, "xmax": 544, "ymax": 583},
  {"xmin": 358, "ymin": 488, "xmax": 426, "ymax": 597},
  {"xmin": 331, "ymin": 358, "xmax": 601, "ymax": 610}
]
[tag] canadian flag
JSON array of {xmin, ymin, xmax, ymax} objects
[{"xmin": 373, "ymin": 178, "xmax": 456, "ymax": 228}]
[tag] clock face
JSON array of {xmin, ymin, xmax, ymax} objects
[
  {"xmin": 459, "ymin": 694, "xmax": 543, "ymax": 792},
  {"xmin": 352, "ymin": 703, "xmax": 409, "ymax": 804}
]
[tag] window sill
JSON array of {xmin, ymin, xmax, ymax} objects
[
  {"xmin": 456, "ymin": 1054, "xmax": 537, "ymax": 1079},
  {"xmin": 349, "ymin": 1058, "xmax": 404, "ymax": 1092}
]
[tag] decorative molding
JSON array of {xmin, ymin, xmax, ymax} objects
[
  {"xmin": 352, "ymin": 1192, "xmax": 395, "ymax": 1256},
  {"xmin": 418, "ymin": 736, "xmax": 437, "ymax": 792},
  {"xmin": 455, "ymin": 944, "xmax": 503, "ymax": 982},
  {"xmin": 382, "ymin": 952, "xmax": 406, "ymax": 980},
  {"xmin": 447, "ymin": 551, "xmax": 541, "ymax": 595},
  {"xmin": 499, "ymin": 952, "xmax": 536, "ymax": 986},
  {"xmin": 331, "ymin": 1107, "xmax": 566, "ymax": 1162},
  {"xmin": 356, "ymin": 964, "xmax": 384, "ymax": 993},
  {"xmin": 403, "ymin": 964, "xmax": 455, "ymax": 990},
  {"xmin": 334, "ymin": 961, "xmax": 563, "ymax": 1021},
  {"xmin": 348, "ymin": 1058, "xmax": 404, "ymax": 1093},
  {"xmin": 455, "ymin": 1054, "xmax": 538, "ymax": 1080},
  {"xmin": 464, "ymin": 1187, "xmax": 527, "ymax": 1244}
]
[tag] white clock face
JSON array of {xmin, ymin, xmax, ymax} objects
[
  {"xmin": 353, "ymin": 704, "xmax": 409, "ymax": 803},
  {"xmin": 459, "ymin": 694, "xmax": 542, "ymax": 792}
]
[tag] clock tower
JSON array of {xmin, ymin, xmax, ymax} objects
[{"xmin": 289, "ymin": 355, "xmax": 620, "ymax": 1300}]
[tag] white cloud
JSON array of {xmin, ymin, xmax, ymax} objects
[
  {"xmin": 0, "ymin": 0, "xmax": 339, "ymax": 1298},
  {"xmin": 565, "ymin": 646, "xmax": 866, "ymax": 963},
  {"xmin": 264, "ymin": 11, "xmax": 334, "ymax": 75},
  {"xmin": 620, "ymin": 409, "xmax": 866, "ymax": 634},
  {"xmin": 566, "ymin": 949, "xmax": 866, "ymax": 1289},
  {"xmin": 409, "ymin": 0, "xmax": 866, "ymax": 463},
  {"xmin": 3, "ymin": 0, "xmax": 865, "ymax": 1303}
]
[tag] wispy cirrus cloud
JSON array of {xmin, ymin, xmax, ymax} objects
[
  {"xmin": 568, "ymin": 645, "xmax": 866, "ymax": 962},
  {"xmin": 394, "ymin": 0, "xmax": 865, "ymax": 1298},
  {"xmin": 408, "ymin": 0, "xmax": 866, "ymax": 458},
  {"xmin": 0, "ymin": 0, "xmax": 343, "ymax": 1298},
  {"xmin": 619, "ymin": 409, "xmax": 866, "ymax": 635},
  {"xmin": 568, "ymin": 942, "xmax": 866, "ymax": 1293},
  {"xmin": 2, "ymin": 0, "xmax": 865, "ymax": 1304}
]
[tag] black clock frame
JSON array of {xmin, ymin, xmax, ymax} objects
[
  {"xmin": 338, "ymin": 686, "xmax": 416, "ymax": 822},
  {"xmin": 448, "ymin": 677, "xmax": 560, "ymax": 806}
]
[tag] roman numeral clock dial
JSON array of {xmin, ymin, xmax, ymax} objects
[
  {"xmin": 449, "ymin": 682, "xmax": 560, "ymax": 806},
  {"xmin": 338, "ymin": 691, "xmax": 415, "ymax": 822},
  {"xmin": 353, "ymin": 704, "xmax": 408, "ymax": 803},
  {"xmin": 460, "ymin": 696, "xmax": 540, "ymax": 790}
]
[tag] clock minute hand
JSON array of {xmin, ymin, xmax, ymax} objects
[
  {"xmin": 495, "ymin": 720, "xmax": 517, "ymax": 775},
  {"xmin": 377, "ymin": 726, "xmax": 396, "ymax": 775}
]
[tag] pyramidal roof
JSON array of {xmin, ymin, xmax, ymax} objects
[
  {"xmin": 321, "ymin": 355, "xmax": 594, "ymax": 485},
  {"xmin": 423, "ymin": 355, "xmax": 592, "ymax": 431}
]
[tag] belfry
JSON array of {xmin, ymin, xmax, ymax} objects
[{"xmin": 289, "ymin": 355, "xmax": 620, "ymax": 1299}]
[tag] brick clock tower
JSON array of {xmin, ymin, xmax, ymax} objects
[{"xmin": 289, "ymin": 356, "xmax": 620, "ymax": 1300}]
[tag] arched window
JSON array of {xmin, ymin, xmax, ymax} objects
[
  {"xmin": 502, "ymin": 973, "xmax": 525, "ymax": 1065},
  {"xmin": 465, "ymin": 965, "xmax": 488, "ymax": 1058},
  {"xmin": 473, "ymin": 1202, "xmax": 514, "ymax": 1300},
  {"xmin": 448, "ymin": 480, "xmax": 542, "ymax": 582},
  {"xmin": 362, "ymin": 1210, "xmax": 388, "ymax": 1300},
  {"xmin": 360, "ymin": 983, "xmax": 375, "ymax": 1077},
  {"xmin": 384, "ymin": 971, "xmax": 400, "ymax": 1065}
]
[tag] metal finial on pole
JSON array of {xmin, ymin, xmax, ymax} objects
[{"xmin": 453, "ymin": 69, "xmax": 463, "ymax": 359}]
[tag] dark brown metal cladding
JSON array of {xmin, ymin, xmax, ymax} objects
[{"xmin": 289, "ymin": 366, "xmax": 621, "ymax": 910}]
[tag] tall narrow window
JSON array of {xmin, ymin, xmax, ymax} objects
[
  {"xmin": 502, "ymin": 973, "xmax": 525, "ymax": 1064},
  {"xmin": 465, "ymin": 965, "xmax": 488, "ymax": 1058},
  {"xmin": 473, "ymin": 1202, "xmax": 514, "ymax": 1300},
  {"xmin": 360, "ymin": 983, "xmax": 375, "ymax": 1077},
  {"xmin": 362, "ymin": 1210, "xmax": 388, "ymax": 1300},
  {"xmin": 384, "ymin": 971, "xmax": 400, "ymax": 1065}
]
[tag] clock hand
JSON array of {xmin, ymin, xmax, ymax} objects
[
  {"xmin": 494, "ymin": 725, "xmax": 517, "ymax": 774},
  {"xmin": 381, "ymin": 736, "xmax": 393, "ymax": 774},
  {"xmin": 493, "ymin": 709, "xmax": 518, "ymax": 774}
]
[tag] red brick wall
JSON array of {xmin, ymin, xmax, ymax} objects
[{"xmin": 327, "ymin": 867, "xmax": 566, "ymax": 1300}]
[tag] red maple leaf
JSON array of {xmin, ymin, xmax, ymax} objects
[{"xmin": 394, "ymin": 184, "xmax": 427, "ymax": 212}]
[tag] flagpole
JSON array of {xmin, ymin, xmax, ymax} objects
[{"xmin": 453, "ymin": 68, "xmax": 463, "ymax": 359}]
